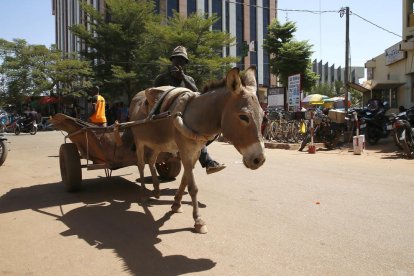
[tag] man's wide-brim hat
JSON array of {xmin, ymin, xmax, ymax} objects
[{"xmin": 170, "ymin": 46, "xmax": 189, "ymax": 63}]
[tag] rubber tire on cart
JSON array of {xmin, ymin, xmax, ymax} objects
[
  {"xmin": 156, "ymin": 157, "xmax": 181, "ymax": 180},
  {"xmin": 59, "ymin": 143, "xmax": 82, "ymax": 192},
  {"xmin": 0, "ymin": 139, "xmax": 8, "ymax": 166}
]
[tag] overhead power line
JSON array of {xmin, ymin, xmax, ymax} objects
[
  {"xmin": 224, "ymin": 0, "xmax": 337, "ymax": 14},
  {"xmin": 350, "ymin": 11, "xmax": 402, "ymax": 38},
  {"xmin": 225, "ymin": 1, "xmax": 401, "ymax": 39}
]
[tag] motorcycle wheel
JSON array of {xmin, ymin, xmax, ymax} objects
[
  {"xmin": 30, "ymin": 125, "xmax": 37, "ymax": 135},
  {"xmin": 14, "ymin": 126, "xmax": 20, "ymax": 135},
  {"xmin": 0, "ymin": 139, "xmax": 8, "ymax": 166},
  {"xmin": 392, "ymin": 129, "xmax": 403, "ymax": 150},
  {"xmin": 401, "ymin": 130, "xmax": 414, "ymax": 159},
  {"xmin": 366, "ymin": 127, "xmax": 379, "ymax": 145}
]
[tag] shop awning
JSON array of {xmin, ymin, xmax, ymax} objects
[
  {"xmin": 349, "ymin": 82, "xmax": 370, "ymax": 92},
  {"xmin": 349, "ymin": 80, "xmax": 405, "ymax": 92},
  {"xmin": 370, "ymin": 80, "xmax": 405, "ymax": 89}
]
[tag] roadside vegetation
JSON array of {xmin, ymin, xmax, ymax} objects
[{"xmin": 0, "ymin": 0, "xmax": 357, "ymax": 109}]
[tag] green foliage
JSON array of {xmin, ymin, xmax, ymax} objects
[
  {"xmin": 310, "ymin": 81, "xmax": 363, "ymax": 107},
  {"xmin": 311, "ymin": 83, "xmax": 336, "ymax": 97},
  {"xmin": 263, "ymin": 19, "xmax": 318, "ymax": 91},
  {"xmin": 70, "ymin": 0, "xmax": 162, "ymax": 101},
  {"xmin": 1, "ymin": 0, "xmax": 240, "ymax": 107},
  {"xmin": 0, "ymin": 39, "xmax": 92, "ymax": 107},
  {"xmin": 147, "ymin": 11, "xmax": 238, "ymax": 88}
]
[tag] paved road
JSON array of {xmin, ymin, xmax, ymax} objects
[{"xmin": 1, "ymin": 131, "xmax": 414, "ymax": 275}]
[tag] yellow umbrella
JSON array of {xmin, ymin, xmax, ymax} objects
[{"xmin": 301, "ymin": 94, "xmax": 329, "ymax": 105}]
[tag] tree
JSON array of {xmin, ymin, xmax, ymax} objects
[
  {"xmin": 47, "ymin": 52, "xmax": 93, "ymax": 98},
  {"xmin": 148, "ymin": 11, "xmax": 238, "ymax": 88},
  {"xmin": 311, "ymin": 83, "xmax": 336, "ymax": 97},
  {"xmin": 0, "ymin": 39, "xmax": 51, "ymax": 106},
  {"xmin": 0, "ymin": 39, "xmax": 92, "ymax": 108},
  {"xmin": 70, "ymin": 0, "xmax": 162, "ymax": 102},
  {"xmin": 71, "ymin": 1, "xmax": 239, "ymax": 99},
  {"xmin": 263, "ymin": 19, "xmax": 318, "ymax": 91}
]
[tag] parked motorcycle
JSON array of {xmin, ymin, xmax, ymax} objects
[
  {"xmin": 0, "ymin": 111, "xmax": 8, "ymax": 133},
  {"xmin": 358, "ymin": 99, "xmax": 393, "ymax": 145},
  {"xmin": 298, "ymin": 111, "xmax": 346, "ymax": 151},
  {"xmin": 0, "ymin": 134, "xmax": 8, "ymax": 166},
  {"xmin": 14, "ymin": 116, "xmax": 37, "ymax": 135},
  {"xmin": 392, "ymin": 106, "xmax": 414, "ymax": 158}
]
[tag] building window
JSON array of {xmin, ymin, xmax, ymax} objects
[
  {"xmin": 167, "ymin": 0, "xmax": 178, "ymax": 17},
  {"xmin": 408, "ymin": 0, "xmax": 414, "ymax": 27},
  {"xmin": 250, "ymin": 0, "xmax": 257, "ymax": 66},
  {"xmin": 263, "ymin": 0, "xmax": 270, "ymax": 86},
  {"xmin": 236, "ymin": 0, "xmax": 244, "ymax": 68},
  {"xmin": 412, "ymin": 87, "xmax": 414, "ymax": 103},
  {"xmin": 225, "ymin": 1, "xmax": 229, "ymax": 56},
  {"xmin": 187, "ymin": 0, "xmax": 196, "ymax": 15},
  {"xmin": 212, "ymin": 1, "xmax": 222, "ymax": 31}
]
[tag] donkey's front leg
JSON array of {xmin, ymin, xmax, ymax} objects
[
  {"xmin": 187, "ymin": 173, "xmax": 207, "ymax": 234},
  {"xmin": 147, "ymin": 150, "xmax": 161, "ymax": 199},
  {"xmin": 171, "ymin": 166, "xmax": 207, "ymax": 233}
]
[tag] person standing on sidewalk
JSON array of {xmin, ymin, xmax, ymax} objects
[
  {"xmin": 154, "ymin": 46, "xmax": 225, "ymax": 174},
  {"xmin": 88, "ymin": 86, "xmax": 107, "ymax": 127}
]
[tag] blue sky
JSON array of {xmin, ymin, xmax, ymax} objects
[
  {"xmin": 278, "ymin": 0, "xmax": 402, "ymax": 68},
  {"xmin": 0, "ymin": 0, "xmax": 55, "ymax": 46},
  {"xmin": 0, "ymin": 0, "xmax": 402, "ymax": 69}
]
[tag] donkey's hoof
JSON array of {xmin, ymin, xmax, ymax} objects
[
  {"xmin": 194, "ymin": 218, "xmax": 208, "ymax": 234},
  {"xmin": 171, "ymin": 204, "xmax": 183, "ymax": 213},
  {"xmin": 194, "ymin": 224, "xmax": 208, "ymax": 234}
]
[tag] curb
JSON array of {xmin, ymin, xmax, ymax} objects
[{"xmin": 265, "ymin": 142, "xmax": 325, "ymax": 150}]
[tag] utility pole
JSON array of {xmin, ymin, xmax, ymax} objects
[{"xmin": 344, "ymin": 7, "xmax": 350, "ymax": 113}]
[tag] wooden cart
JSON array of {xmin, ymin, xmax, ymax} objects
[{"xmin": 51, "ymin": 113, "xmax": 181, "ymax": 192}]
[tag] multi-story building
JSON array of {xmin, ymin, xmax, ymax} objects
[
  {"xmin": 52, "ymin": 0, "xmax": 278, "ymax": 90},
  {"xmin": 355, "ymin": 0, "xmax": 414, "ymax": 109},
  {"xmin": 312, "ymin": 59, "xmax": 365, "ymax": 87}
]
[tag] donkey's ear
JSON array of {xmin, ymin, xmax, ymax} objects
[
  {"xmin": 242, "ymin": 66, "xmax": 257, "ymax": 89},
  {"xmin": 226, "ymin": 67, "xmax": 242, "ymax": 95}
]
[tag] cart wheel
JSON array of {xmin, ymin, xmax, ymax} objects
[
  {"xmin": 0, "ymin": 140, "xmax": 8, "ymax": 166},
  {"xmin": 156, "ymin": 157, "xmax": 181, "ymax": 179},
  {"xmin": 59, "ymin": 143, "xmax": 82, "ymax": 192}
]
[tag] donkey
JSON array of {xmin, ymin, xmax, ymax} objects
[{"xmin": 129, "ymin": 66, "xmax": 266, "ymax": 233}]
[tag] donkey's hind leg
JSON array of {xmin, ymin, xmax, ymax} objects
[
  {"xmin": 147, "ymin": 150, "xmax": 161, "ymax": 199},
  {"xmin": 135, "ymin": 143, "xmax": 148, "ymax": 202}
]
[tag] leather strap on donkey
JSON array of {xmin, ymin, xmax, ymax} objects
[
  {"xmin": 147, "ymin": 87, "xmax": 178, "ymax": 119},
  {"xmin": 170, "ymin": 91, "xmax": 217, "ymax": 142}
]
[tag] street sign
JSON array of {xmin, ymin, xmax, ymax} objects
[{"xmin": 288, "ymin": 74, "xmax": 301, "ymax": 111}]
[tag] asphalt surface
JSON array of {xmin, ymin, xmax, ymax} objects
[{"xmin": 1, "ymin": 131, "xmax": 414, "ymax": 275}]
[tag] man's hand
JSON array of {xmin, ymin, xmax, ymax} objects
[{"xmin": 171, "ymin": 65, "xmax": 185, "ymax": 80}]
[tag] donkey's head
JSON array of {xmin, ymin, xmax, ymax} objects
[{"xmin": 221, "ymin": 66, "xmax": 266, "ymax": 170}]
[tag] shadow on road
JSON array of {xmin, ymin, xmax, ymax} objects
[{"xmin": 0, "ymin": 177, "xmax": 216, "ymax": 275}]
